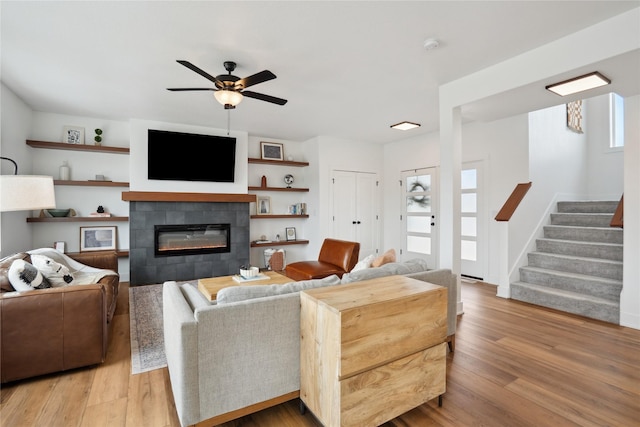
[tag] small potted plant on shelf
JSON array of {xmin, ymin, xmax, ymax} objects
[{"xmin": 94, "ymin": 128, "xmax": 103, "ymax": 146}]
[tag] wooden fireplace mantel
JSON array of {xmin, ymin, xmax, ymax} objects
[{"xmin": 122, "ymin": 191, "xmax": 256, "ymax": 203}]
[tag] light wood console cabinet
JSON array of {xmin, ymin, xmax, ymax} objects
[{"xmin": 300, "ymin": 275, "xmax": 447, "ymax": 427}]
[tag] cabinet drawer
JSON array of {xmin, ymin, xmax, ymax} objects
[{"xmin": 340, "ymin": 343, "xmax": 447, "ymax": 427}]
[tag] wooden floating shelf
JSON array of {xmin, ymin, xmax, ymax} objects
[
  {"xmin": 27, "ymin": 216, "xmax": 129, "ymax": 223},
  {"xmin": 248, "ymin": 158, "xmax": 309, "ymax": 167},
  {"xmin": 248, "ymin": 186, "xmax": 309, "ymax": 192},
  {"xmin": 27, "ymin": 140, "xmax": 130, "ymax": 154},
  {"xmin": 251, "ymin": 239, "xmax": 309, "ymax": 248},
  {"xmin": 54, "ymin": 180, "xmax": 129, "ymax": 187},
  {"xmin": 250, "ymin": 214, "xmax": 309, "ymax": 219}
]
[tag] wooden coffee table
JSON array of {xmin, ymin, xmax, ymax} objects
[{"xmin": 197, "ymin": 270, "xmax": 291, "ymax": 301}]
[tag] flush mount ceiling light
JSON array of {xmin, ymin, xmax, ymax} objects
[
  {"xmin": 390, "ymin": 121, "xmax": 421, "ymax": 131},
  {"xmin": 545, "ymin": 71, "xmax": 611, "ymax": 96}
]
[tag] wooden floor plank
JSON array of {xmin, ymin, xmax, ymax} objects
[{"xmin": 1, "ymin": 281, "xmax": 638, "ymax": 426}]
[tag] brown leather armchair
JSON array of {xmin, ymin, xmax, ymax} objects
[
  {"xmin": 0, "ymin": 249, "xmax": 119, "ymax": 383},
  {"xmin": 285, "ymin": 238, "xmax": 360, "ymax": 281}
]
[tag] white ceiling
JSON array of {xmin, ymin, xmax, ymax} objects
[{"xmin": 2, "ymin": 1, "xmax": 639, "ymax": 144}]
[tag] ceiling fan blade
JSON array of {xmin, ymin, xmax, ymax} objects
[
  {"xmin": 167, "ymin": 88, "xmax": 215, "ymax": 91},
  {"xmin": 236, "ymin": 70, "xmax": 276, "ymax": 89},
  {"xmin": 242, "ymin": 90, "xmax": 288, "ymax": 105},
  {"xmin": 176, "ymin": 60, "xmax": 219, "ymax": 84}
]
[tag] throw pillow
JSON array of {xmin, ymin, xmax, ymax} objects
[
  {"xmin": 30, "ymin": 254, "xmax": 76, "ymax": 287},
  {"xmin": 8, "ymin": 259, "xmax": 52, "ymax": 291},
  {"xmin": 371, "ymin": 248, "xmax": 396, "ymax": 267},
  {"xmin": 350, "ymin": 254, "xmax": 376, "ymax": 272},
  {"xmin": 0, "ymin": 252, "xmax": 30, "ymax": 292}
]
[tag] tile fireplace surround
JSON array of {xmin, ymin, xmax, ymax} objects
[{"xmin": 124, "ymin": 192, "xmax": 254, "ymax": 286}]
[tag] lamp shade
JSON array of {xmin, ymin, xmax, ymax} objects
[
  {"xmin": 214, "ymin": 90, "xmax": 243, "ymax": 107},
  {"xmin": 0, "ymin": 175, "xmax": 56, "ymax": 212}
]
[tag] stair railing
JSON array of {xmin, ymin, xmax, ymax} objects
[
  {"xmin": 495, "ymin": 182, "xmax": 532, "ymax": 298},
  {"xmin": 610, "ymin": 194, "xmax": 623, "ymax": 228},
  {"xmin": 495, "ymin": 182, "xmax": 532, "ymax": 221}
]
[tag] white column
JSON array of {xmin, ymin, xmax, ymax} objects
[{"xmin": 439, "ymin": 104, "xmax": 463, "ymax": 314}]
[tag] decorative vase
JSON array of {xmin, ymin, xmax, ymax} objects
[{"xmin": 59, "ymin": 161, "xmax": 70, "ymax": 180}]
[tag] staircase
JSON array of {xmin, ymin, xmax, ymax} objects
[{"xmin": 511, "ymin": 201, "xmax": 623, "ymax": 324}]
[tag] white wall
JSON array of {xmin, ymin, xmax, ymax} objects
[
  {"xmin": 621, "ymin": 94, "xmax": 640, "ymax": 329},
  {"xmin": 382, "ymin": 131, "xmax": 440, "ymax": 263},
  {"xmin": 129, "ymin": 119, "xmax": 248, "ymax": 193},
  {"xmin": 312, "ymin": 136, "xmax": 383, "ymax": 258},
  {"xmin": 246, "ymin": 136, "xmax": 310, "ymax": 268},
  {"xmin": 0, "ymin": 83, "xmax": 34, "ymax": 257},
  {"xmin": 26, "ymin": 112, "xmax": 131, "ymax": 277},
  {"xmin": 585, "ymin": 94, "xmax": 624, "ymax": 198},
  {"xmin": 462, "ymin": 115, "xmax": 529, "ymax": 284}
]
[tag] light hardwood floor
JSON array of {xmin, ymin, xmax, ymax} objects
[{"xmin": 1, "ymin": 280, "xmax": 639, "ymax": 426}]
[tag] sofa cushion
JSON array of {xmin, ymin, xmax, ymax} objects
[
  {"xmin": 0, "ymin": 252, "xmax": 30, "ymax": 292},
  {"xmin": 340, "ymin": 258, "xmax": 428, "ymax": 284},
  {"xmin": 350, "ymin": 254, "xmax": 375, "ymax": 272},
  {"xmin": 8, "ymin": 259, "xmax": 52, "ymax": 291},
  {"xmin": 31, "ymin": 254, "xmax": 76, "ymax": 287},
  {"xmin": 371, "ymin": 248, "xmax": 396, "ymax": 267},
  {"xmin": 217, "ymin": 274, "xmax": 341, "ymax": 304}
]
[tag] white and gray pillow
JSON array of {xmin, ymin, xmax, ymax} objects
[{"xmin": 8, "ymin": 259, "xmax": 52, "ymax": 291}]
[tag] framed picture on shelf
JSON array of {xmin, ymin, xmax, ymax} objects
[
  {"xmin": 285, "ymin": 227, "xmax": 296, "ymax": 241},
  {"xmin": 80, "ymin": 226, "xmax": 117, "ymax": 252},
  {"xmin": 62, "ymin": 126, "xmax": 85, "ymax": 144},
  {"xmin": 260, "ymin": 141, "xmax": 284, "ymax": 161},
  {"xmin": 257, "ymin": 196, "xmax": 271, "ymax": 215}
]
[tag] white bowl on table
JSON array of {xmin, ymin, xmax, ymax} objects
[{"xmin": 240, "ymin": 266, "xmax": 259, "ymax": 278}]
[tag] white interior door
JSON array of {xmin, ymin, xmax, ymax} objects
[
  {"xmin": 331, "ymin": 170, "xmax": 379, "ymax": 258},
  {"xmin": 401, "ymin": 167, "xmax": 438, "ymax": 268}
]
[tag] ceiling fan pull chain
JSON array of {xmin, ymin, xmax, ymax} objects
[{"xmin": 227, "ymin": 109, "xmax": 231, "ymax": 136}]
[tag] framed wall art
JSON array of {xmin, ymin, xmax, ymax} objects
[
  {"xmin": 260, "ymin": 141, "xmax": 284, "ymax": 161},
  {"xmin": 285, "ymin": 227, "xmax": 296, "ymax": 241},
  {"xmin": 257, "ymin": 196, "xmax": 272, "ymax": 215},
  {"xmin": 80, "ymin": 226, "xmax": 117, "ymax": 252},
  {"xmin": 566, "ymin": 100, "xmax": 583, "ymax": 134},
  {"xmin": 63, "ymin": 126, "xmax": 85, "ymax": 144}
]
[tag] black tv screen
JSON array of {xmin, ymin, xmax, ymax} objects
[{"xmin": 148, "ymin": 129, "xmax": 236, "ymax": 182}]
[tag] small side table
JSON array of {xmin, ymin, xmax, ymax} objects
[{"xmin": 300, "ymin": 275, "xmax": 447, "ymax": 427}]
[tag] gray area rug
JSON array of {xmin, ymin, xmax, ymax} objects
[{"xmin": 129, "ymin": 283, "xmax": 166, "ymax": 374}]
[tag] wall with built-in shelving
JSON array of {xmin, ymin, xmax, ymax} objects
[
  {"xmin": 247, "ymin": 136, "xmax": 311, "ymax": 268},
  {"xmin": 27, "ymin": 112, "xmax": 131, "ymax": 279}
]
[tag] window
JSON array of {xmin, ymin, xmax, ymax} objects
[{"xmin": 610, "ymin": 93, "xmax": 624, "ymax": 148}]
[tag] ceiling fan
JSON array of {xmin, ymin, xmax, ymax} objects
[{"xmin": 167, "ymin": 60, "xmax": 288, "ymax": 109}]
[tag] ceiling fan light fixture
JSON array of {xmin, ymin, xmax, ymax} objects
[
  {"xmin": 390, "ymin": 121, "xmax": 421, "ymax": 131},
  {"xmin": 214, "ymin": 89, "xmax": 243, "ymax": 107},
  {"xmin": 545, "ymin": 71, "xmax": 610, "ymax": 96}
]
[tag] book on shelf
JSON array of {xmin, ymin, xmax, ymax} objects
[
  {"xmin": 89, "ymin": 212, "xmax": 111, "ymax": 217},
  {"xmin": 288, "ymin": 203, "xmax": 307, "ymax": 215}
]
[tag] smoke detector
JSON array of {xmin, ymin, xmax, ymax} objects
[{"xmin": 423, "ymin": 38, "xmax": 440, "ymax": 51}]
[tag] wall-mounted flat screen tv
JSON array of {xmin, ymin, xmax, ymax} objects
[{"xmin": 148, "ymin": 129, "xmax": 236, "ymax": 182}]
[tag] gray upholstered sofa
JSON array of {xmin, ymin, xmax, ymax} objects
[{"xmin": 162, "ymin": 259, "xmax": 457, "ymax": 427}]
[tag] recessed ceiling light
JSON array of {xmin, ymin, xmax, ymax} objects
[
  {"xmin": 390, "ymin": 121, "xmax": 421, "ymax": 131},
  {"xmin": 545, "ymin": 72, "xmax": 611, "ymax": 96},
  {"xmin": 423, "ymin": 38, "xmax": 440, "ymax": 51}
]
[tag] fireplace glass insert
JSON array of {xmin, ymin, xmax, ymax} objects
[{"xmin": 154, "ymin": 224, "xmax": 231, "ymax": 257}]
